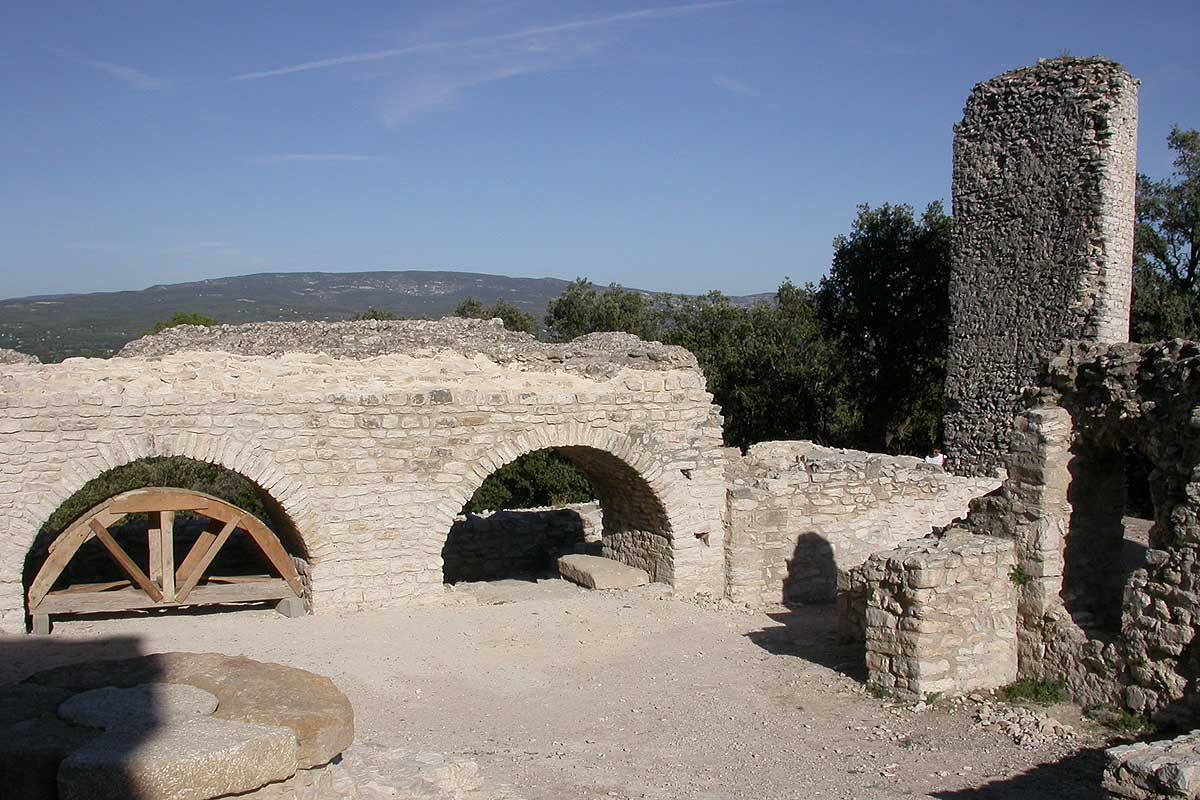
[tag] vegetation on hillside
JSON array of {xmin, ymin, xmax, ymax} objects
[
  {"xmin": 453, "ymin": 297, "xmax": 537, "ymax": 334},
  {"xmin": 151, "ymin": 311, "xmax": 218, "ymax": 333},
  {"xmin": 39, "ymin": 144, "xmax": 1200, "ymax": 519}
]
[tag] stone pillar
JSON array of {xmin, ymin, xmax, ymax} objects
[
  {"xmin": 861, "ymin": 529, "xmax": 1018, "ymax": 698},
  {"xmin": 944, "ymin": 57, "xmax": 1139, "ymax": 477}
]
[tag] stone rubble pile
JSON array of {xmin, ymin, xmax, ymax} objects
[
  {"xmin": 1105, "ymin": 730, "xmax": 1200, "ymax": 799},
  {"xmin": 970, "ymin": 700, "xmax": 1076, "ymax": 749},
  {"xmin": 116, "ymin": 317, "xmax": 696, "ymax": 376},
  {"xmin": 0, "ymin": 347, "xmax": 38, "ymax": 365}
]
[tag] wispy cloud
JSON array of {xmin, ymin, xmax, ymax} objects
[
  {"xmin": 378, "ymin": 36, "xmax": 607, "ymax": 125},
  {"xmin": 53, "ymin": 48, "xmax": 168, "ymax": 91},
  {"xmin": 713, "ymin": 74, "xmax": 759, "ymax": 96},
  {"xmin": 230, "ymin": 1, "xmax": 743, "ymax": 81},
  {"xmin": 254, "ymin": 153, "xmax": 379, "ymax": 164}
]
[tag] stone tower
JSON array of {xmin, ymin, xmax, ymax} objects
[{"xmin": 943, "ymin": 57, "xmax": 1139, "ymax": 477}]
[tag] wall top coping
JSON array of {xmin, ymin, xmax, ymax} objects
[
  {"xmin": 0, "ymin": 349, "xmax": 710, "ymax": 398},
  {"xmin": 960, "ymin": 56, "xmax": 1136, "ymax": 112},
  {"xmin": 114, "ymin": 317, "xmax": 698, "ymax": 376},
  {"xmin": 0, "ymin": 348, "xmax": 38, "ymax": 365},
  {"xmin": 731, "ymin": 440, "xmax": 952, "ymax": 483}
]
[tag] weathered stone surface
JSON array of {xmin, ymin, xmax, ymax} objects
[
  {"xmin": 117, "ymin": 317, "xmax": 697, "ymax": 376},
  {"xmin": 446, "ymin": 503, "xmax": 602, "ymax": 583},
  {"xmin": 57, "ymin": 682, "xmax": 218, "ymax": 729},
  {"xmin": 854, "ymin": 528, "xmax": 1018, "ymax": 699},
  {"xmin": 58, "ymin": 716, "xmax": 298, "ymax": 800},
  {"xmin": 0, "ymin": 318, "xmax": 729, "ymax": 631},
  {"xmin": 0, "ymin": 681, "xmax": 70, "ymax": 725},
  {"xmin": 725, "ymin": 441, "xmax": 998, "ymax": 606},
  {"xmin": 0, "ymin": 347, "xmax": 38, "ymax": 365},
  {"xmin": 1106, "ymin": 731, "xmax": 1200, "ymax": 799},
  {"xmin": 345, "ymin": 742, "xmax": 483, "ymax": 799},
  {"xmin": 0, "ymin": 717, "xmax": 95, "ymax": 800},
  {"xmin": 558, "ymin": 554, "xmax": 649, "ymax": 590},
  {"xmin": 944, "ymin": 57, "xmax": 1139, "ymax": 477},
  {"xmin": 27, "ymin": 652, "xmax": 354, "ymax": 769}
]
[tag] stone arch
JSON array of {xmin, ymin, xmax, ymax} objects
[
  {"xmin": 436, "ymin": 425, "xmax": 687, "ymax": 583},
  {"xmin": 13, "ymin": 433, "xmax": 323, "ymax": 589}
]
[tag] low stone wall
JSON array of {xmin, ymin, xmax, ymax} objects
[
  {"xmin": 443, "ymin": 503, "xmax": 602, "ymax": 583},
  {"xmin": 857, "ymin": 529, "xmax": 1018, "ymax": 699},
  {"xmin": 724, "ymin": 441, "xmax": 998, "ymax": 606}
]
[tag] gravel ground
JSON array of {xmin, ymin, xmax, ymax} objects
[{"xmin": 1, "ymin": 580, "xmax": 1118, "ymax": 799}]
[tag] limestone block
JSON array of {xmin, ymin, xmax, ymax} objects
[
  {"xmin": 58, "ymin": 716, "xmax": 299, "ymax": 800},
  {"xmin": 27, "ymin": 653, "xmax": 354, "ymax": 769},
  {"xmin": 558, "ymin": 554, "xmax": 650, "ymax": 590},
  {"xmin": 57, "ymin": 683, "xmax": 218, "ymax": 730}
]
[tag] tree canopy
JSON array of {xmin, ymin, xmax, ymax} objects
[
  {"xmin": 816, "ymin": 202, "xmax": 952, "ymax": 453},
  {"xmin": 544, "ymin": 279, "xmax": 664, "ymax": 342},
  {"xmin": 151, "ymin": 311, "xmax": 218, "ymax": 333},
  {"xmin": 453, "ymin": 297, "xmax": 537, "ymax": 334},
  {"xmin": 1132, "ymin": 126, "xmax": 1200, "ymax": 341}
]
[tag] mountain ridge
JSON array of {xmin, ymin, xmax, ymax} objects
[{"xmin": 0, "ymin": 270, "xmax": 774, "ymax": 362}]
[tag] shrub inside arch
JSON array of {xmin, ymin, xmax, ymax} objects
[{"xmin": 24, "ymin": 456, "xmax": 308, "ymax": 626}]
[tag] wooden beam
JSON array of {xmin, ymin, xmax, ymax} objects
[
  {"xmin": 89, "ymin": 519, "xmax": 163, "ymax": 603},
  {"xmin": 39, "ymin": 579, "xmax": 294, "ymax": 615},
  {"xmin": 148, "ymin": 523, "xmax": 162, "ymax": 585},
  {"xmin": 175, "ymin": 528, "xmax": 218, "ymax": 590},
  {"xmin": 159, "ymin": 510, "xmax": 176, "ymax": 602},
  {"xmin": 28, "ymin": 522, "xmax": 93, "ymax": 609},
  {"xmin": 174, "ymin": 514, "xmax": 241, "ymax": 605},
  {"xmin": 58, "ymin": 580, "xmax": 131, "ymax": 595},
  {"xmin": 243, "ymin": 520, "xmax": 304, "ymax": 596},
  {"xmin": 109, "ymin": 489, "xmax": 212, "ymax": 514}
]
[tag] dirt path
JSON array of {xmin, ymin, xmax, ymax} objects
[{"xmin": 1, "ymin": 581, "xmax": 1115, "ymax": 799}]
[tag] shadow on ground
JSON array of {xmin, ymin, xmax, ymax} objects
[
  {"xmin": 931, "ymin": 747, "xmax": 1108, "ymax": 799},
  {"xmin": 0, "ymin": 632, "xmax": 160, "ymax": 798},
  {"xmin": 744, "ymin": 604, "xmax": 867, "ymax": 682}
]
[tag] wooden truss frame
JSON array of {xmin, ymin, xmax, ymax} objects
[{"xmin": 27, "ymin": 487, "xmax": 305, "ymax": 632}]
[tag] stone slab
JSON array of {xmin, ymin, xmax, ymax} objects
[
  {"xmin": 27, "ymin": 652, "xmax": 354, "ymax": 769},
  {"xmin": 558, "ymin": 554, "xmax": 649, "ymax": 590},
  {"xmin": 58, "ymin": 682, "xmax": 218, "ymax": 729},
  {"xmin": 58, "ymin": 716, "xmax": 299, "ymax": 800}
]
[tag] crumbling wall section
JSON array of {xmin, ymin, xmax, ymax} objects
[
  {"xmin": 724, "ymin": 441, "xmax": 998, "ymax": 606},
  {"xmin": 944, "ymin": 57, "xmax": 1138, "ymax": 477}
]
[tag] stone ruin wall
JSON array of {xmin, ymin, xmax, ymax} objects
[
  {"xmin": 944, "ymin": 57, "xmax": 1138, "ymax": 477},
  {"xmin": 724, "ymin": 441, "xmax": 998, "ymax": 607},
  {"xmin": 443, "ymin": 502, "xmax": 602, "ymax": 583},
  {"xmin": 851, "ymin": 340, "xmax": 1200, "ymax": 714},
  {"xmin": 0, "ymin": 319, "xmax": 729, "ymax": 632}
]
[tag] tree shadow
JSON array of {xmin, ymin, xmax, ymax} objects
[
  {"xmin": 930, "ymin": 747, "xmax": 1108, "ymax": 800},
  {"xmin": 442, "ymin": 507, "xmax": 593, "ymax": 584},
  {"xmin": 0, "ymin": 632, "xmax": 160, "ymax": 799},
  {"xmin": 745, "ymin": 531, "xmax": 866, "ymax": 680}
]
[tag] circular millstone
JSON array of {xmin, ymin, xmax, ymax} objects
[
  {"xmin": 58, "ymin": 716, "xmax": 299, "ymax": 800},
  {"xmin": 30, "ymin": 653, "xmax": 355, "ymax": 768},
  {"xmin": 57, "ymin": 683, "xmax": 218, "ymax": 730}
]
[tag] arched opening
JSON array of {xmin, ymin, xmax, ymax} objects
[
  {"xmin": 442, "ymin": 445, "xmax": 672, "ymax": 586},
  {"xmin": 1062, "ymin": 440, "xmax": 1154, "ymax": 638},
  {"xmin": 23, "ymin": 457, "xmax": 309, "ymax": 631}
]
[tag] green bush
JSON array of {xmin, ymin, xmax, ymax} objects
[
  {"xmin": 40, "ymin": 457, "xmax": 269, "ymax": 537},
  {"xmin": 995, "ymin": 679, "xmax": 1066, "ymax": 705},
  {"xmin": 463, "ymin": 451, "xmax": 593, "ymax": 514}
]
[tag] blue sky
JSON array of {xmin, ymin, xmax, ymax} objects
[{"xmin": 2, "ymin": 1, "xmax": 1197, "ymax": 300}]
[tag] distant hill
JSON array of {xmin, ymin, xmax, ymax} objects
[{"xmin": 0, "ymin": 270, "xmax": 774, "ymax": 362}]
